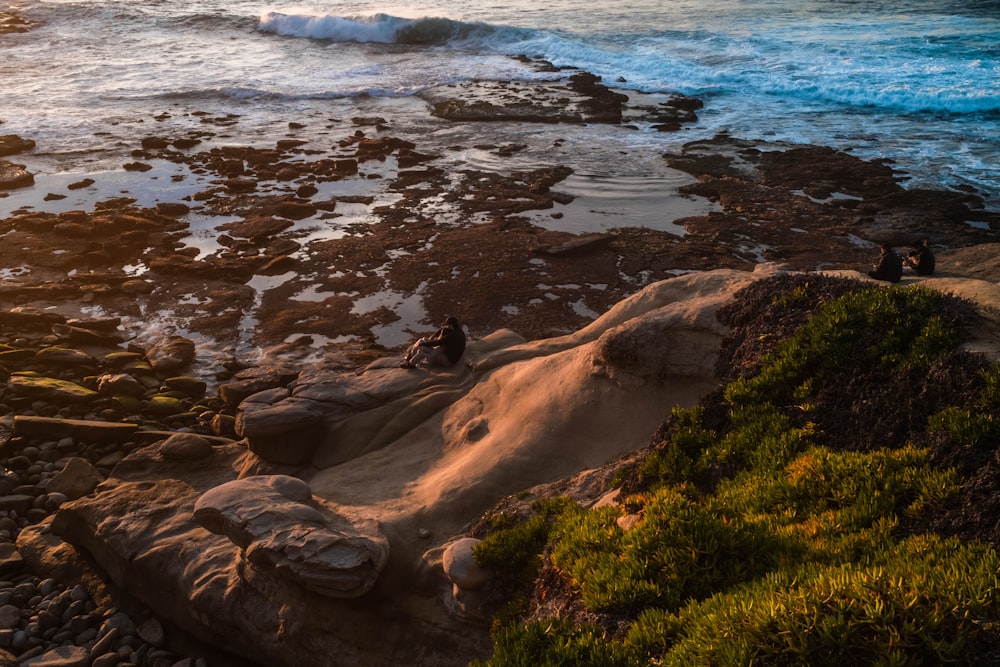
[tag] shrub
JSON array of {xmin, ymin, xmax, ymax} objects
[
  {"xmin": 629, "ymin": 534, "xmax": 1000, "ymax": 666},
  {"xmin": 712, "ymin": 400, "xmax": 815, "ymax": 471},
  {"xmin": 473, "ymin": 277, "xmax": 996, "ymax": 666},
  {"xmin": 472, "ymin": 618, "xmax": 638, "ymax": 667},
  {"xmin": 474, "ymin": 497, "xmax": 576, "ymax": 592},
  {"xmin": 550, "ymin": 487, "xmax": 781, "ymax": 614},
  {"xmin": 927, "ymin": 364, "xmax": 1000, "ymax": 450},
  {"xmin": 636, "ymin": 406, "xmax": 716, "ymax": 486},
  {"xmin": 715, "ymin": 445, "xmax": 959, "ymax": 530},
  {"xmin": 727, "ymin": 285, "xmax": 958, "ymax": 410}
]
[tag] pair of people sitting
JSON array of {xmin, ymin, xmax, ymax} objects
[
  {"xmin": 868, "ymin": 240, "xmax": 935, "ymax": 283},
  {"xmin": 400, "ymin": 316, "xmax": 466, "ymax": 369}
]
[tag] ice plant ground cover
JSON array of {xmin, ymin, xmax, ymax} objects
[{"xmin": 472, "ymin": 274, "xmax": 1000, "ymax": 666}]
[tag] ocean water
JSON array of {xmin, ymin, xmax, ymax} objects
[{"xmin": 1, "ymin": 0, "xmax": 998, "ymax": 208}]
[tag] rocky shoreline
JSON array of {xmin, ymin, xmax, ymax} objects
[
  {"xmin": 3, "ymin": 63, "xmax": 1000, "ymax": 665},
  {"xmin": 0, "ymin": 310, "xmax": 243, "ymax": 666}
]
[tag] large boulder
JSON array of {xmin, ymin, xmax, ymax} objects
[
  {"xmin": 235, "ymin": 397, "xmax": 325, "ymax": 465},
  {"xmin": 0, "ymin": 134, "xmax": 35, "ymax": 156},
  {"xmin": 52, "ymin": 440, "xmax": 476, "ymax": 667},
  {"xmin": 193, "ymin": 475, "xmax": 389, "ymax": 598}
]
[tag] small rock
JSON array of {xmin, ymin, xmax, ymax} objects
[
  {"xmin": 19, "ymin": 644, "xmax": 89, "ymax": 667},
  {"xmin": 145, "ymin": 336, "xmax": 196, "ymax": 375},
  {"xmin": 0, "ymin": 495, "xmax": 32, "ymax": 516},
  {"xmin": 155, "ymin": 202, "xmax": 189, "ymax": 217},
  {"xmin": 46, "ymin": 458, "xmax": 103, "ymax": 500},
  {"xmin": 67, "ymin": 178, "xmax": 95, "ymax": 190},
  {"xmin": 96, "ymin": 374, "xmax": 146, "ymax": 397},
  {"xmin": 5, "ymin": 376, "xmax": 98, "ymax": 403},
  {"xmin": 0, "ymin": 544, "xmax": 22, "ymax": 579},
  {"xmin": 144, "ymin": 395, "xmax": 185, "ymax": 415},
  {"xmin": 91, "ymin": 652, "xmax": 119, "ymax": 667},
  {"xmin": 140, "ymin": 137, "xmax": 169, "ymax": 150},
  {"xmin": 89, "ymin": 625, "xmax": 119, "ymax": 659},
  {"xmin": 162, "ymin": 376, "xmax": 207, "ymax": 398},
  {"xmin": 224, "ymin": 177, "xmax": 257, "ymax": 193},
  {"xmin": 136, "ymin": 617, "xmax": 165, "ymax": 647},
  {"xmin": 0, "ymin": 605, "xmax": 19, "ymax": 630},
  {"xmin": 160, "ymin": 433, "xmax": 212, "ymax": 461},
  {"xmin": 616, "ymin": 512, "xmax": 642, "ymax": 532},
  {"xmin": 441, "ymin": 537, "xmax": 490, "ymax": 591},
  {"xmin": 34, "ymin": 347, "xmax": 98, "ymax": 368}
]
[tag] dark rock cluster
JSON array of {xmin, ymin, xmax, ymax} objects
[{"xmin": 0, "ymin": 313, "xmax": 252, "ymax": 665}]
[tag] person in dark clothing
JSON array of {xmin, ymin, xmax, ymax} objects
[
  {"xmin": 868, "ymin": 244, "xmax": 903, "ymax": 283},
  {"xmin": 903, "ymin": 239, "xmax": 935, "ymax": 276},
  {"xmin": 400, "ymin": 316, "xmax": 466, "ymax": 368}
]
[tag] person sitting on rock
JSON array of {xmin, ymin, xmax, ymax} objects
[
  {"xmin": 903, "ymin": 239, "xmax": 935, "ymax": 276},
  {"xmin": 400, "ymin": 316, "xmax": 467, "ymax": 369},
  {"xmin": 868, "ymin": 244, "xmax": 903, "ymax": 283}
]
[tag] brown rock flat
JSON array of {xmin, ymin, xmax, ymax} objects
[{"xmin": 1, "ymin": 82, "xmax": 996, "ymax": 376}]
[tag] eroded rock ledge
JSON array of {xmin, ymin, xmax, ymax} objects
[{"xmin": 46, "ymin": 266, "xmax": 763, "ymax": 666}]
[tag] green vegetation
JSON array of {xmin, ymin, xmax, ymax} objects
[
  {"xmin": 474, "ymin": 497, "xmax": 575, "ymax": 591},
  {"xmin": 927, "ymin": 364, "xmax": 1000, "ymax": 449},
  {"xmin": 471, "ymin": 279, "xmax": 1000, "ymax": 666}
]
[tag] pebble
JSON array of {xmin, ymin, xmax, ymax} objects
[
  {"xmin": 0, "ymin": 323, "xmax": 234, "ymax": 667},
  {"xmin": 0, "ymin": 606, "xmax": 19, "ymax": 630}
]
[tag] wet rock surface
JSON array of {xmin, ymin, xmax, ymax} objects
[
  {"xmin": 0, "ymin": 162, "xmax": 33, "ymax": 191},
  {"xmin": 0, "ymin": 11, "xmax": 31, "ymax": 34},
  {"xmin": 2, "ymin": 83, "xmax": 997, "ymax": 369}
]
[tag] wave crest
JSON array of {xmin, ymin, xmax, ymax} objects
[{"xmin": 257, "ymin": 12, "xmax": 518, "ymax": 46}]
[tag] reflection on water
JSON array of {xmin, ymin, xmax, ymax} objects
[
  {"xmin": 527, "ymin": 172, "xmax": 715, "ymax": 235},
  {"xmin": 352, "ymin": 281, "xmax": 429, "ymax": 348},
  {"xmin": 0, "ymin": 161, "xmax": 208, "ymax": 219},
  {"xmin": 179, "ymin": 213, "xmax": 241, "ymax": 259},
  {"xmin": 292, "ymin": 283, "xmax": 339, "ymax": 302}
]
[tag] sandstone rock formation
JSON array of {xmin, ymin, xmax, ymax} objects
[
  {"xmin": 193, "ymin": 475, "xmax": 389, "ymax": 598},
  {"xmin": 48, "ymin": 266, "xmax": 767, "ymax": 666}
]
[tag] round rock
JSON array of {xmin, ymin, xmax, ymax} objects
[
  {"xmin": 160, "ymin": 433, "xmax": 213, "ymax": 461},
  {"xmin": 441, "ymin": 537, "xmax": 490, "ymax": 591}
]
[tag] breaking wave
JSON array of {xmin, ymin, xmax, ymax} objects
[{"xmin": 258, "ymin": 11, "xmax": 532, "ymax": 46}]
